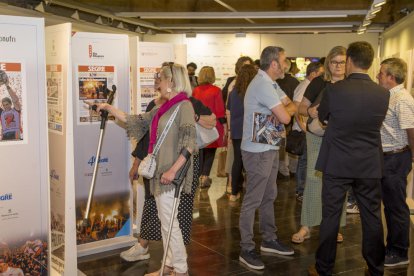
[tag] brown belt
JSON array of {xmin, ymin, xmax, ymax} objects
[{"xmin": 383, "ymin": 145, "xmax": 410, "ymax": 155}]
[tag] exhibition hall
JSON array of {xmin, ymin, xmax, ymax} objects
[{"xmin": 1, "ymin": 0, "xmax": 414, "ymax": 275}]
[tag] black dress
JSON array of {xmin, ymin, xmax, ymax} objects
[{"xmin": 134, "ymin": 97, "xmax": 211, "ymax": 244}]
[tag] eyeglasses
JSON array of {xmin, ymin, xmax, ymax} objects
[
  {"xmin": 330, "ymin": 60, "xmax": 346, "ymax": 66},
  {"xmin": 154, "ymin": 72, "xmax": 161, "ymax": 79},
  {"xmin": 154, "ymin": 64, "xmax": 174, "ymax": 80}
]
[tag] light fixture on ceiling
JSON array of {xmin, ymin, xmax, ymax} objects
[
  {"xmin": 117, "ymin": 22, "xmax": 127, "ymax": 30},
  {"xmin": 146, "ymin": 29, "xmax": 156, "ymax": 35},
  {"xmin": 95, "ymin": 16, "xmax": 103, "ymax": 24},
  {"xmin": 34, "ymin": 2, "xmax": 46, "ymax": 13},
  {"xmin": 235, "ymin": 32, "xmax": 246, "ymax": 38},
  {"xmin": 370, "ymin": 7, "xmax": 382, "ymax": 15},
  {"xmin": 362, "ymin": 20, "xmax": 371, "ymax": 27},
  {"xmin": 373, "ymin": 0, "xmax": 387, "ymax": 8},
  {"xmin": 135, "ymin": 26, "xmax": 145, "ymax": 33},
  {"xmin": 71, "ymin": 10, "xmax": 80, "ymax": 20}
]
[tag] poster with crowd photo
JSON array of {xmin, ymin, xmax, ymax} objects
[
  {"xmin": 288, "ymin": 57, "xmax": 321, "ymax": 81},
  {"xmin": 139, "ymin": 66, "xmax": 158, "ymax": 112},
  {"xmin": 76, "ymin": 65, "xmax": 116, "ymax": 124},
  {"xmin": 47, "ymin": 64, "xmax": 64, "ymax": 134},
  {"xmin": 0, "ymin": 61, "xmax": 26, "ymax": 144}
]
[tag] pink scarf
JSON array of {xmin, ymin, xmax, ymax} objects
[{"xmin": 148, "ymin": 92, "xmax": 189, "ymax": 153}]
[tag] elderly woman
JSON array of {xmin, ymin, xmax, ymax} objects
[
  {"xmin": 291, "ymin": 46, "xmax": 347, "ymax": 244},
  {"xmin": 92, "ymin": 63, "xmax": 195, "ymax": 276}
]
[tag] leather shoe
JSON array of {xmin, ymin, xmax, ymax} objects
[{"xmin": 307, "ymin": 265, "xmax": 319, "ymax": 276}]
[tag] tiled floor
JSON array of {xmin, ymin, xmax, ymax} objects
[{"xmin": 78, "ymin": 166, "xmax": 414, "ymax": 275}]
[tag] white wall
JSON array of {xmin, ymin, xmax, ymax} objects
[
  {"xmin": 381, "ymin": 12, "xmax": 414, "ymax": 57},
  {"xmin": 144, "ymin": 32, "xmax": 379, "ymax": 57}
]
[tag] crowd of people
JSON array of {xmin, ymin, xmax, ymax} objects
[{"xmin": 87, "ymin": 40, "xmax": 414, "ymax": 276}]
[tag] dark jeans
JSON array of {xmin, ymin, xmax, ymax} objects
[
  {"xmin": 381, "ymin": 150, "xmax": 412, "ymax": 257},
  {"xmin": 295, "ymin": 140, "xmax": 307, "ymax": 195},
  {"xmin": 231, "ymin": 139, "xmax": 244, "ymax": 195},
  {"xmin": 200, "ymin": 148, "xmax": 217, "ymax": 176},
  {"xmin": 316, "ymin": 174, "xmax": 385, "ymax": 276}
]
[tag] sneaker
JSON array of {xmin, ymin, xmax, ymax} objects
[
  {"xmin": 346, "ymin": 202, "xmax": 360, "ymax": 214},
  {"xmin": 260, "ymin": 239, "xmax": 294, "ymax": 256},
  {"xmin": 384, "ymin": 253, "xmax": 409, "ymax": 267},
  {"xmin": 229, "ymin": 193, "xmax": 241, "ymax": 202},
  {"xmin": 239, "ymin": 249, "xmax": 265, "ymax": 270},
  {"xmin": 120, "ymin": 242, "xmax": 150, "ymax": 262}
]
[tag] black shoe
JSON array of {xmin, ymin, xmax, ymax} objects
[
  {"xmin": 277, "ymin": 172, "xmax": 290, "ymax": 181},
  {"xmin": 239, "ymin": 250, "xmax": 265, "ymax": 270},
  {"xmin": 384, "ymin": 253, "xmax": 409, "ymax": 267},
  {"xmin": 260, "ymin": 239, "xmax": 294, "ymax": 255}
]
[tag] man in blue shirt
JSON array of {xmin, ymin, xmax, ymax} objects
[{"xmin": 239, "ymin": 46, "xmax": 296, "ymax": 270}]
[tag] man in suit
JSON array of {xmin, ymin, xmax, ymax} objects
[{"xmin": 310, "ymin": 41, "xmax": 390, "ymax": 276}]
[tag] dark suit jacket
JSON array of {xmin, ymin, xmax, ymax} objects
[{"xmin": 315, "ymin": 73, "xmax": 390, "ymax": 178}]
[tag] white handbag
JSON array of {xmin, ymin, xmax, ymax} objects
[
  {"xmin": 138, "ymin": 104, "xmax": 181, "ymax": 179},
  {"xmin": 196, "ymin": 123, "xmax": 219, "ymax": 148}
]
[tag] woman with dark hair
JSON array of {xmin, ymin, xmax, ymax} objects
[{"xmin": 226, "ymin": 64, "xmax": 257, "ymax": 201}]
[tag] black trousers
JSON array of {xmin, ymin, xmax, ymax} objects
[
  {"xmin": 231, "ymin": 139, "xmax": 244, "ymax": 195},
  {"xmin": 382, "ymin": 150, "xmax": 412, "ymax": 257},
  {"xmin": 200, "ymin": 148, "xmax": 217, "ymax": 176},
  {"xmin": 316, "ymin": 174, "xmax": 385, "ymax": 276}
]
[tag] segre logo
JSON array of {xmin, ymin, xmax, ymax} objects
[
  {"xmin": 0, "ymin": 193, "xmax": 12, "ymax": 201},
  {"xmin": 88, "ymin": 44, "xmax": 104, "ymax": 59},
  {"xmin": 88, "ymin": 45, "xmax": 92, "ymax": 58}
]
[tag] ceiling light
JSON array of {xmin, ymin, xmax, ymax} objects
[
  {"xmin": 373, "ymin": 0, "xmax": 387, "ymax": 8},
  {"xmin": 235, "ymin": 32, "xmax": 246, "ymax": 38},
  {"xmin": 34, "ymin": 2, "xmax": 46, "ymax": 13},
  {"xmin": 71, "ymin": 10, "xmax": 80, "ymax": 20},
  {"xmin": 358, "ymin": 27, "xmax": 367, "ymax": 32},
  {"xmin": 370, "ymin": 7, "xmax": 382, "ymax": 15},
  {"xmin": 116, "ymin": 10, "xmax": 367, "ymax": 19},
  {"xmin": 365, "ymin": 13, "xmax": 376, "ymax": 20},
  {"xmin": 357, "ymin": 30, "xmax": 365, "ymax": 35},
  {"xmin": 362, "ymin": 20, "xmax": 371, "ymax": 27}
]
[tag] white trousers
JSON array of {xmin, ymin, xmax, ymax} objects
[{"xmin": 155, "ymin": 189, "xmax": 188, "ymax": 273}]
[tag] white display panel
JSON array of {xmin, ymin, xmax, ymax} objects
[
  {"xmin": 71, "ymin": 32, "xmax": 135, "ymax": 256},
  {"xmin": 46, "ymin": 23, "xmax": 78, "ymax": 276},
  {"xmin": 0, "ymin": 15, "xmax": 49, "ymax": 275}
]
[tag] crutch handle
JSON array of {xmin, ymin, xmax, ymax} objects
[{"xmin": 172, "ymin": 159, "xmax": 191, "ymax": 198}]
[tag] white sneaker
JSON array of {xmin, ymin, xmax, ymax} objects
[
  {"xmin": 120, "ymin": 242, "xmax": 150, "ymax": 262},
  {"xmin": 346, "ymin": 203, "xmax": 360, "ymax": 214}
]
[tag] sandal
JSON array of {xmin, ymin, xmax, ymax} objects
[
  {"xmin": 145, "ymin": 265, "xmax": 174, "ymax": 276},
  {"xmin": 291, "ymin": 226, "xmax": 311, "ymax": 244},
  {"xmin": 337, "ymin": 233, "xmax": 344, "ymax": 243}
]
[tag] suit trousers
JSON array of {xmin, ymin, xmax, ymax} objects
[
  {"xmin": 239, "ymin": 150, "xmax": 279, "ymax": 251},
  {"xmin": 316, "ymin": 174, "xmax": 385, "ymax": 276},
  {"xmin": 381, "ymin": 150, "xmax": 412, "ymax": 257}
]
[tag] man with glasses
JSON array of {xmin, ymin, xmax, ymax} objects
[
  {"xmin": 309, "ymin": 41, "xmax": 389, "ymax": 276},
  {"xmin": 239, "ymin": 46, "xmax": 296, "ymax": 270},
  {"xmin": 377, "ymin": 58, "xmax": 414, "ymax": 267}
]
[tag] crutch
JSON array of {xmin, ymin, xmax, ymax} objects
[
  {"xmin": 160, "ymin": 159, "xmax": 191, "ymax": 275},
  {"xmin": 82, "ymin": 85, "xmax": 116, "ymax": 227}
]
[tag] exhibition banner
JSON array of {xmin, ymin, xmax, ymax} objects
[
  {"xmin": 46, "ymin": 23, "xmax": 77, "ymax": 276},
  {"xmin": 72, "ymin": 32, "xmax": 133, "ymax": 254},
  {"xmin": 0, "ymin": 15, "xmax": 49, "ymax": 275},
  {"xmin": 137, "ymin": 42, "xmax": 174, "ymax": 112}
]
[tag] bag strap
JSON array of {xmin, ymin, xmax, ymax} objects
[{"xmin": 152, "ymin": 103, "xmax": 181, "ymax": 155}]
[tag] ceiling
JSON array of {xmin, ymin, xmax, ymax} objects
[{"xmin": 2, "ymin": 0, "xmax": 414, "ymax": 34}]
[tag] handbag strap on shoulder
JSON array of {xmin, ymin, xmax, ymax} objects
[{"xmin": 152, "ymin": 103, "xmax": 181, "ymax": 155}]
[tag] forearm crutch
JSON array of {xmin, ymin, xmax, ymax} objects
[
  {"xmin": 83, "ymin": 85, "xmax": 116, "ymax": 227},
  {"xmin": 160, "ymin": 159, "xmax": 191, "ymax": 275}
]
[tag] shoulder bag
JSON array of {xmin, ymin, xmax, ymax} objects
[{"xmin": 138, "ymin": 104, "xmax": 181, "ymax": 179}]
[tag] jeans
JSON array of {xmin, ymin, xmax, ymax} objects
[{"xmin": 295, "ymin": 140, "xmax": 307, "ymax": 195}]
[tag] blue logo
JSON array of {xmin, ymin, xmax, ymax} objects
[
  {"xmin": 0, "ymin": 193, "xmax": 12, "ymax": 201},
  {"xmin": 50, "ymin": 169, "xmax": 60, "ymax": 181},
  {"xmin": 88, "ymin": 156, "xmax": 109, "ymax": 166}
]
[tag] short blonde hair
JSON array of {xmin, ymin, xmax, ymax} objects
[
  {"xmin": 324, "ymin": 46, "xmax": 347, "ymax": 82},
  {"xmin": 198, "ymin": 66, "xmax": 216, "ymax": 85},
  {"xmin": 161, "ymin": 63, "xmax": 192, "ymax": 96}
]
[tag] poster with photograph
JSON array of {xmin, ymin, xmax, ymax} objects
[
  {"xmin": 47, "ymin": 64, "xmax": 63, "ymax": 134},
  {"xmin": 289, "ymin": 57, "xmax": 321, "ymax": 81},
  {"xmin": 139, "ymin": 66, "xmax": 159, "ymax": 112},
  {"xmin": 76, "ymin": 65, "xmax": 116, "ymax": 124},
  {"xmin": 251, "ymin": 112, "xmax": 286, "ymax": 146},
  {"xmin": 0, "ymin": 61, "xmax": 26, "ymax": 144}
]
